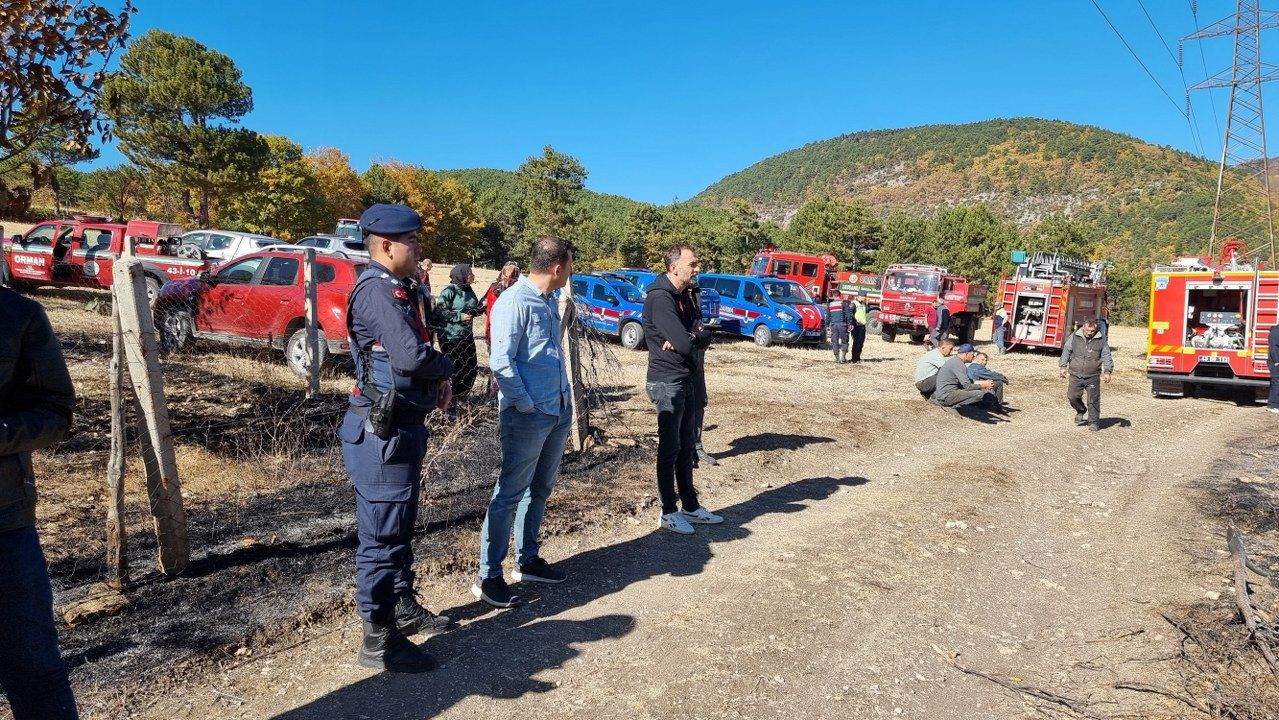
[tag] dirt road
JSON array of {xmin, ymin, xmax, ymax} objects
[{"xmin": 112, "ymin": 325, "xmax": 1268, "ymax": 720}]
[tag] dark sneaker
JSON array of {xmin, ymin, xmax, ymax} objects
[
  {"xmin": 471, "ymin": 576, "xmax": 521, "ymax": 608},
  {"xmin": 1088, "ymin": 422, "xmax": 1100, "ymax": 432},
  {"xmin": 394, "ymin": 594, "xmax": 454, "ymax": 637},
  {"xmin": 1074, "ymin": 412, "xmax": 1087, "ymax": 426},
  {"xmin": 513, "ymin": 557, "xmax": 567, "ymax": 584},
  {"xmin": 358, "ymin": 621, "xmax": 437, "ymax": 673}
]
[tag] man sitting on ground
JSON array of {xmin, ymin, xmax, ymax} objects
[
  {"xmin": 932, "ymin": 343, "xmax": 1001, "ymax": 411},
  {"xmin": 967, "ymin": 351, "xmax": 1009, "ymax": 403},
  {"xmin": 913, "ymin": 339, "xmax": 955, "ymax": 399}
]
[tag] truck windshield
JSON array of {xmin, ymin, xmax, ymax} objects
[
  {"xmin": 750, "ymin": 256, "xmax": 769, "ymax": 275},
  {"xmin": 761, "ymin": 280, "xmax": 813, "ymax": 305},
  {"xmin": 886, "ymin": 270, "xmax": 940, "ymax": 294}
]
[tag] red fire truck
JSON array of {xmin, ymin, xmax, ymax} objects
[
  {"xmin": 876, "ymin": 264, "xmax": 987, "ymax": 343},
  {"xmin": 749, "ymin": 248, "xmax": 883, "ymax": 332},
  {"xmin": 2, "ymin": 216, "xmax": 204, "ymax": 303},
  {"xmin": 1147, "ymin": 240, "xmax": 1275, "ymax": 401},
  {"xmin": 998, "ymin": 251, "xmax": 1108, "ymax": 351}
]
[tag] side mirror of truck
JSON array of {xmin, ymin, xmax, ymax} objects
[{"xmin": 11, "ymin": 233, "xmax": 23, "ymax": 245}]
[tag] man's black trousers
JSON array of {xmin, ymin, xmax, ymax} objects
[{"xmin": 646, "ymin": 379, "xmax": 701, "ymax": 515}]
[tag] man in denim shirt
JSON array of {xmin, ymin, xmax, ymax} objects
[{"xmin": 473, "ymin": 237, "xmax": 574, "ymax": 608}]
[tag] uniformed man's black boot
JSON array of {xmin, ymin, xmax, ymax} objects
[
  {"xmin": 395, "ymin": 594, "xmax": 454, "ymax": 637},
  {"xmin": 358, "ymin": 620, "xmax": 438, "ymax": 673}
]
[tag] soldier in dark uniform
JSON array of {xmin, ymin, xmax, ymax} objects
[
  {"xmin": 826, "ymin": 296, "xmax": 853, "ymax": 363},
  {"xmin": 339, "ymin": 204, "xmax": 454, "ymax": 673}
]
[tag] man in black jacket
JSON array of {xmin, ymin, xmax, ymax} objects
[
  {"xmin": 642, "ymin": 245, "xmax": 720, "ymax": 534},
  {"xmin": 0, "ymin": 287, "xmax": 79, "ymax": 719}
]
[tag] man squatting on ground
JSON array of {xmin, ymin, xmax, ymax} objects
[
  {"xmin": 0, "ymin": 286, "xmax": 80, "ymax": 719},
  {"xmin": 1058, "ymin": 317, "xmax": 1113, "ymax": 432},
  {"xmin": 340, "ymin": 203, "xmax": 454, "ymax": 674},
  {"xmin": 966, "ymin": 351, "xmax": 1009, "ymax": 397},
  {"xmin": 913, "ymin": 339, "xmax": 955, "ymax": 399},
  {"xmin": 930, "ymin": 342, "xmax": 1002, "ymax": 411},
  {"xmin": 643, "ymin": 244, "xmax": 724, "ymax": 534},
  {"xmin": 473, "ymin": 237, "xmax": 576, "ymax": 609}
]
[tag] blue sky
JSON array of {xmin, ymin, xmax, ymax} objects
[{"xmin": 95, "ymin": 0, "xmax": 1253, "ymax": 203}]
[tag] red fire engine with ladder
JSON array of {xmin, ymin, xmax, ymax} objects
[
  {"xmin": 1148, "ymin": 240, "xmax": 1275, "ymax": 400},
  {"xmin": 998, "ymin": 250, "xmax": 1108, "ymax": 351},
  {"xmin": 1147, "ymin": 0, "xmax": 1278, "ymax": 402}
]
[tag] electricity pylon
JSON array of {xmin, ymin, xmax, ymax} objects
[{"xmin": 1184, "ymin": 0, "xmax": 1279, "ymax": 265}]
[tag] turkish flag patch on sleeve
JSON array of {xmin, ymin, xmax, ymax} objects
[{"xmin": 392, "ymin": 288, "xmax": 409, "ymax": 301}]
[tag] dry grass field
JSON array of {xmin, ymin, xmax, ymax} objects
[{"xmin": 3, "ymin": 266, "xmax": 1277, "ymax": 719}]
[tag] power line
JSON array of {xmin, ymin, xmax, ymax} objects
[
  {"xmin": 1089, "ymin": 0, "xmax": 1204, "ymax": 155},
  {"xmin": 1136, "ymin": 0, "xmax": 1207, "ymax": 156},
  {"xmin": 1190, "ymin": 0, "xmax": 1224, "ymax": 150}
]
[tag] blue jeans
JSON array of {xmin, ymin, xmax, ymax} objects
[
  {"xmin": 993, "ymin": 324, "xmax": 1006, "ymax": 353},
  {"xmin": 478, "ymin": 407, "xmax": 572, "ymax": 579},
  {"xmin": 1269, "ymin": 366, "xmax": 1279, "ymax": 408},
  {"xmin": 0, "ymin": 526, "xmax": 78, "ymax": 720}
]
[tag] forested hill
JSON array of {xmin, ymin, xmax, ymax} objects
[{"xmin": 694, "ymin": 117, "xmax": 1220, "ymax": 233}]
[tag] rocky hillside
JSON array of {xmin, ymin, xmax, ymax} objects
[{"xmin": 693, "ymin": 117, "xmax": 1221, "ymax": 237}]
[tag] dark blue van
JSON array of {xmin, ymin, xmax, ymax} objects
[
  {"xmin": 602, "ymin": 268, "xmax": 721, "ymax": 329},
  {"xmin": 697, "ymin": 273, "xmax": 826, "ymax": 346}
]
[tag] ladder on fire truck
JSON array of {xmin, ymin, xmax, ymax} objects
[
  {"xmin": 1016, "ymin": 251, "xmax": 1106, "ymax": 285},
  {"xmin": 1002, "ymin": 252, "xmax": 1106, "ymax": 350},
  {"xmin": 1250, "ymin": 271, "xmax": 1279, "ymax": 375}
]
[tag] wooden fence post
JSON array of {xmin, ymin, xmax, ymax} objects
[
  {"xmin": 557, "ymin": 282, "xmax": 589, "ymax": 452},
  {"xmin": 303, "ymin": 248, "xmax": 320, "ymax": 398},
  {"xmin": 112, "ymin": 258, "xmax": 189, "ymax": 576},
  {"xmin": 105, "ymin": 302, "xmax": 129, "ymax": 589}
]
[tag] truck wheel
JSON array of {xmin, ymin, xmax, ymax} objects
[
  {"xmin": 881, "ymin": 324, "xmax": 897, "ymax": 342},
  {"xmin": 145, "ymin": 276, "xmax": 163, "ymax": 306},
  {"xmin": 753, "ymin": 324, "xmax": 774, "ymax": 347},
  {"xmin": 909, "ymin": 331, "xmax": 926, "ymax": 344},
  {"xmin": 865, "ymin": 309, "xmax": 881, "ymax": 336},
  {"xmin": 619, "ymin": 320, "xmax": 645, "ymax": 350},
  {"xmin": 158, "ymin": 307, "xmax": 194, "ymax": 353},
  {"xmin": 286, "ymin": 328, "xmax": 327, "ymax": 378}
]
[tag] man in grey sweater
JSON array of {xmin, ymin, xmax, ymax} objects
[
  {"xmin": 931, "ymin": 343, "xmax": 999, "ymax": 410},
  {"xmin": 1059, "ymin": 318, "xmax": 1113, "ymax": 431}
]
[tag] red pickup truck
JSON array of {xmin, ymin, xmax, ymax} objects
[
  {"xmin": 153, "ymin": 249, "xmax": 364, "ymax": 376},
  {"xmin": 1, "ymin": 216, "xmax": 208, "ymax": 302}
]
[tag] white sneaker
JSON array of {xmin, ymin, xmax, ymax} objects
[
  {"xmin": 659, "ymin": 512, "xmax": 695, "ymax": 534},
  {"xmin": 680, "ymin": 507, "xmax": 723, "ymax": 524},
  {"xmin": 1267, "ymin": 407, "xmax": 1279, "ymax": 414}
]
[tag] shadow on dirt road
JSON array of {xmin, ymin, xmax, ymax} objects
[{"xmin": 270, "ymin": 474, "xmax": 868, "ymax": 720}]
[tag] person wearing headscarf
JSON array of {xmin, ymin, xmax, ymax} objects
[
  {"xmin": 484, "ymin": 262, "xmax": 521, "ymax": 351},
  {"xmin": 433, "ymin": 264, "xmax": 483, "ymax": 402}
]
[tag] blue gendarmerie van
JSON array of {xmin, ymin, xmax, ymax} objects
[
  {"xmin": 697, "ymin": 273, "xmax": 826, "ymax": 347},
  {"xmin": 569, "ymin": 273, "xmax": 648, "ymax": 349},
  {"xmin": 601, "ymin": 268, "xmax": 722, "ymax": 330}
]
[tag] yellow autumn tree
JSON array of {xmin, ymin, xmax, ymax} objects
[
  {"xmin": 306, "ymin": 147, "xmax": 365, "ymax": 221},
  {"xmin": 377, "ymin": 161, "xmax": 483, "ymax": 262}
]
